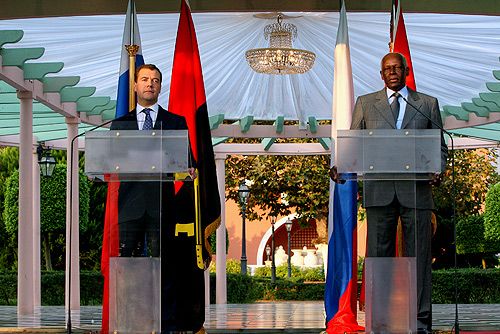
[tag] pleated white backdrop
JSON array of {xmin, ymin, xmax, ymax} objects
[{"xmin": 1, "ymin": 12, "xmax": 499, "ymax": 124}]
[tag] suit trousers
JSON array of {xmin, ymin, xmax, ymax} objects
[{"xmin": 366, "ymin": 196, "xmax": 433, "ymax": 333}]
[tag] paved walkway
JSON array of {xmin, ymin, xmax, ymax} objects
[{"xmin": 0, "ymin": 303, "xmax": 499, "ymax": 333}]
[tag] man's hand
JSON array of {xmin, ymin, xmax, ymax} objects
[
  {"xmin": 429, "ymin": 173, "xmax": 442, "ymax": 186},
  {"xmin": 188, "ymin": 167, "xmax": 198, "ymax": 180},
  {"xmin": 329, "ymin": 166, "xmax": 346, "ymax": 184}
]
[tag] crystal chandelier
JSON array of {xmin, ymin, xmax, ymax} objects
[{"xmin": 245, "ymin": 14, "xmax": 316, "ymax": 75}]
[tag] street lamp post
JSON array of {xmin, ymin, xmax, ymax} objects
[
  {"xmin": 36, "ymin": 143, "xmax": 56, "ymax": 177},
  {"xmin": 238, "ymin": 183, "xmax": 250, "ymax": 275},
  {"xmin": 271, "ymin": 217, "xmax": 276, "ymax": 284},
  {"xmin": 285, "ymin": 218, "xmax": 293, "ymax": 278}
]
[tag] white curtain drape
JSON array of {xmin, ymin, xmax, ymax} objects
[{"xmin": 1, "ymin": 12, "xmax": 499, "ymax": 123}]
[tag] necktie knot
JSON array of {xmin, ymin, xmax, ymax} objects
[
  {"xmin": 142, "ymin": 108, "xmax": 153, "ymax": 130},
  {"xmin": 390, "ymin": 92, "xmax": 400, "ymax": 123}
]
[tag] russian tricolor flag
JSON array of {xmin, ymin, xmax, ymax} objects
[
  {"xmin": 115, "ymin": 0, "xmax": 144, "ymax": 118},
  {"xmin": 101, "ymin": 1, "xmax": 144, "ymax": 333},
  {"xmin": 324, "ymin": 1, "xmax": 363, "ymax": 333}
]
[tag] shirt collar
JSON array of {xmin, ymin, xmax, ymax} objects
[
  {"xmin": 386, "ymin": 86, "xmax": 409, "ymax": 100},
  {"xmin": 137, "ymin": 103, "xmax": 159, "ymax": 114}
]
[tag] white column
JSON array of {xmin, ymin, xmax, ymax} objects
[
  {"xmin": 215, "ymin": 154, "xmax": 227, "ymax": 304},
  {"xmin": 65, "ymin": 117, "xmax": 80, "ymax": 311},
  {"xmin": 32, "ymin": 146, "xmax": 41, "ymax": 307},
  {"xmin": 17, "ymin": 90, "xmax": 34, "ymax": 316},
  {"xmin": 496, "ymin": 149, "xmax": 500, "ymax": 174},
  {"xmin": 204, "ymin": 269, "xmax": 210, "ymax": 307}
]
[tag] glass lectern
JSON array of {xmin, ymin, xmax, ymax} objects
[
  {"xmin": 85, "ymin": 126, "xmax": 190, "ymax": 333},
  {"xmin": 336, "ymin": 129, "xmax": 442, "ymax": 334}
]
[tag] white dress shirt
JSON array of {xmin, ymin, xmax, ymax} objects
[
  {"xmin": 386, "ymin": 86, "xmax": 408, "ymax": 129},
  {"xmin": 136, "ymin": 104, "xmax": 159, "ymax": 130}
]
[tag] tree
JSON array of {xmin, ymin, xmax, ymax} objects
[
  {"xmin": 484, "ymin": 182, "xmax": 500, "ymax": 243},
  {"xmin": 0, "ymin": 147, "xmax": 19, "ymax": 269},
  {"xmin": 225, "ymin": 153, "xmax": 330, "ymax": 230},
  {"xmin": 432, "ymin": 148, "xmax": 499, "ymax": 268},
  {"xmin": 3, "ymin": 164, "xmax": 90, "ymax": 270}
]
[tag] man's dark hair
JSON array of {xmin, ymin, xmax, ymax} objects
[{"xmin": 135, "ymin": 64, "xmax": 162, "ymax": 82}]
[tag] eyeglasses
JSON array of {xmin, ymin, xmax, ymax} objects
[{"xmin": 382, "ymin": 65, "xmax": 405, "ymax": 74}]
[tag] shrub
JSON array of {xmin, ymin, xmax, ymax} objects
[
  {"xmin": 254, "ymin": 264, "xmax": 324, "ymax": 281},
  {"xmin": 484, "ymin": 182, "xmax": 500, "ymax": 243},
  {"xmin": 456, "ymin": 215, "xmax": 486, "ymax": 254}
]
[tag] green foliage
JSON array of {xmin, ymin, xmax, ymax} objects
[
  {"xmin": 80, "ymin": 181, "xmax": 107, "ymax": 270},
  {"xmin": 456, "ymin": 214, "xmax": 500, "ymax": 256},
  {"xmin": 484, "ymin": 182, "xmax": 500, "ymax": 243},
  {"xmin": 41, "ymin": 270, "xmax": 103, "ymax": 305},
  {"xmin": 3, "ymin": 164, "xmax": 90, "ymax": 270},
  {"xmin": 0, "ymin": 270, "xmax": 103, "ymax": 305},
  {"xmin": 1, "ymin": 268, "xmax": 499, "ymax": 305},
  {"xmin": 209, "ymin": 273, "xmax": 324, "ymax": 303},
  {"xmin": 254, "ymin": 264, "xmax": 324, "ymax": 281},
  {"xmin": 3, "ymin": 175, "xmax": 18, "ymax": 235},
  {"xmin": 208, "ymin": 227, "xmax": 229, "ymax": 255},
  {"xmin": 4, "ymin": 165, "xmax": 90, "ymax": 234},
  {"xmin": 457, "ymin": 215, "xmax": 485, "ymax": 254},
  {"xmin": 0, "ymin": 270, "xmax": 17, "ymax": 305},
  {"xmin": 226, "ymin": 259, "xmax": 242, "ymax": 274},
  {"xmin": 432, "ymin": 148, "xmax": 499, "ymax": 268},
  {"xmin": 434, "ymin": 149, "xmax": 499, "ymax": 217},
  {"xmin": 0, "ymin": 147, "xmax": 20, "ymax": 269},
  {"xmin": 210, "ymin": 258, "xmax": 242, "ymax": 274},
  {"xmin": 225, "ymin": 154, "xmax": 330, "ymax": 227},
  {"xmin": 432, "ymin": 268, "xmax": 500, "ymax": 303}
]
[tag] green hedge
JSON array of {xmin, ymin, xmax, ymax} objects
[
  {"xmin": 1, "ymin": 268, "xmax": 500, "ymax": 305},
  {"xmin": 0, "ymin": 270, "xmax": 103, "ymax": 306},
  {"xmin": 432, "ymin": 268, "xmax": 500, "ymax": 303},
  {"xmin": 211, "ymin": 268, "xmax": 500, "ymax": 304}
]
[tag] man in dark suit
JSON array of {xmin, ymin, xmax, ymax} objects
[
  {"xmin": 350, "ymin": 52, "xmax": 447, "ymax": 333},
  {"xmin": 111, "ymin": 63, "xmax": 188, "ymax": 257},
  {"xmin": 110, "ymin": 64, "xmax": 203, "ymax": 333}
]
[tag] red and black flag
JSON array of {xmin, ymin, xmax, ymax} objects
[
  {"xmin": 169, "ymin": 0, "xmax": 221, "ymax": 267},
  {"xmin": 166, "ymin": 0, "xmax": 221, "ymax": 331}
]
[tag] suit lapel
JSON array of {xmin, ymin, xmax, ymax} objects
[
  {"xmin": 401, "ymin": 89, "xmax": 422, "ymax": 129},
  {"xmin": 373, "ymin": 89, "xmax": 396, "ymax": 129},
  {"xmin": 122, "ymin": 111, "xmax": 139, "ymax": 130},
  {"xmin": 154, "ymin": 106, "xmax": 166, "ymax": 130}
]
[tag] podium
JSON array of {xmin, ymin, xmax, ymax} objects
[
  {"xmin": 336, "ymin": 129, "xmax": 442, "ymax": 334},
  {"xmin": 85, "ymin": 127, "xmax": 190, "ymax": 333}
]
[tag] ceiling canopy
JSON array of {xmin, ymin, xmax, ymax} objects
[{"xmin": 0, "ymin": 8, "xmax": 499, "ymax": 148}]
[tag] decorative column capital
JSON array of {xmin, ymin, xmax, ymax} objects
[{"xmin": 17, "ymin": 90, "xmax": 33, "ymax": 100}]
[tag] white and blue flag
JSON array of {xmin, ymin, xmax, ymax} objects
[{"xmin": 115, "ymin": 0, "xmax": 144, "ymax": 118}]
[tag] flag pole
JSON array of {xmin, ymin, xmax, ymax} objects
[
  {"xmin": 389, "ymin": 0, "xmax": 396, "ymax": 51},
  {"xmin": 125, "ymin": 0, "xmax": 138, "ymax": 112}
]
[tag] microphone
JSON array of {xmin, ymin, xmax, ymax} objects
[
  {"xmin": 398, "ymin": 91, "xmax": 460, "ymax": 334},
  {"xmin": 396, "ymin": 92, "xmax": 452, "ymax": 141}
]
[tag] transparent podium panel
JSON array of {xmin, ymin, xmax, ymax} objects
[
  {"xmin": 365, "ymin": 257, "xmax": 417, "ymax": 334},
  {"xmin": 336, "ymin": 129, "xmax": 443, "ymax": 333},
  {"xmin": 109, "ymin": 258, "xmax": 161, "ymax": 333},
  {"xmin": 85, "ymin": 128, "xmax": 189, "ymax": 181},
  {"xmin": 84, "ymin": 127, "xmax": 193, "ymax": 333},
  {"xmin": 336, "ymin": 129, "xmax": 441, "ymax": 180}
]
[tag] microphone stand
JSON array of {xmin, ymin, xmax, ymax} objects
[
  {"xmin": 400, "ymin": 94, "xmax": 459, "ymax": 334},
  {"xmin": 67, "ymin": 116, "xmax": 121, "ymax": 334}
]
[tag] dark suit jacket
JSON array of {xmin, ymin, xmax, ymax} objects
[
  {"xmin": 110, "ymin": 106, "xmax": 188, "ymax": 223},
  {"xmin": 351, "ymin": 88, "xmax": 448, "ymax": 209}
]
